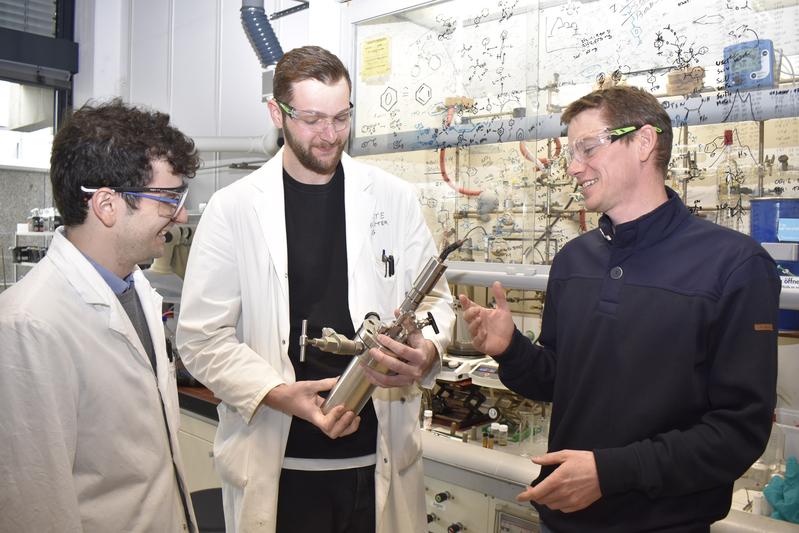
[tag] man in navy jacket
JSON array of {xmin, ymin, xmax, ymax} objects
[{"xmin": 461, "ymin": 86, "xmax": 779, "ymax": 532}]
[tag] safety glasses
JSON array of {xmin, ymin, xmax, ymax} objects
[
  {"xmin": 81, "ymin": 184, "xmax": 188, "ymax": 220},
  {"xmin": 276, "ymin": 100, "xmax": 353, "ymax": 133},
  {"xmin": 563, "ymin": 125, "xmax": 663, "ymax": 166}
]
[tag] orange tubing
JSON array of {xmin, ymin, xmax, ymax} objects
[
  {"xmin": 519, "ymin": 138, "xmax": 562, "ymax": 170},
  {"xmin": 439, "ymin": 106, "xmax": 482, "ymax": 197}
]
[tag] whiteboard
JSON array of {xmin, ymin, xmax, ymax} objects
[{"xmin": 352, "ymin": 0, "xmax": 799, "ymax": 149}]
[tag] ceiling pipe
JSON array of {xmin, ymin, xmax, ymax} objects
[
  {"xmin": 193, "ymin": 132, "xmax": 279, "ymax": 155},
  {"xmin": 193, "ymin": 2, "xmax": 285, "ymax": 158}
]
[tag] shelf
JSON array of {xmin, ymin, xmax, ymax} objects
[
  {"xmin": 15, "ymin": 231, "xmax": 54, "ymax": 237},
  {"xmin": 446, "ymin": 261, "xmax": 550, "ymax": 292},
  {"xmin": 445, "ymin": 260, "xmax": 799, "ymax": 311},
  {"xmin": 11, "ymin": 227, "xmax": 51, "ymax": 285}
]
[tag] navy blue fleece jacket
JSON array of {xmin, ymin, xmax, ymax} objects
[{"xmin": 498, "ymin": 188, "xmax": 779, "ymax": 532}]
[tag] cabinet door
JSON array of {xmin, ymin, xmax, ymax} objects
[{"xmin": 178, "ymin": 429, "xmax": 221, "ymax": 493}]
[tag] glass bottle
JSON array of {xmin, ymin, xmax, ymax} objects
[
  {"xmin": 498, "ymin": 424, "xmax": 508, "ymax": 446},
  {"xmin": 423, "ymin": 409, "xmax": 433, "ymax": 430}
]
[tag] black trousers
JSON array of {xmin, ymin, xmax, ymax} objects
[{"xmin": 276, "ymin": 465, "xmax": 376, "ymax": 533}]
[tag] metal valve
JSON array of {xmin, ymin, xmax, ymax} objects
[{"xmin": 416, "ymin": 311, "xmax": 439, "ymax": 335}]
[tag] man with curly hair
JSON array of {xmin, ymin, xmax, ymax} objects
[{"xmin": 0, "ymin": 100, "xmax": 201, "ymax": 533}]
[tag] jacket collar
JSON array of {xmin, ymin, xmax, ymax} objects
[
  {"xmin": 82, "ymin": 251, "xmax": 133, "ymax": 294},
  {"xmin": 46, "ymin": 228, "xmax": 161, "ymax": 366},
  {"xmin": 47, "ymin": 227, "xmax": 122, "ymax": 307},
  {"xmin": 598, "ymin": 187, "xmax": 690, "ymax": 249}
]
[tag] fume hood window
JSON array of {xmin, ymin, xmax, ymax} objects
[{"xmin": 0, "ymin": 80, "xmax": 54, "ymax": 170}]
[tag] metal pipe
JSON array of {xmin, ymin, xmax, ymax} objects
[
  {"xmin": 758, "ymin": 121, "xmax": 765, "ymax": 197},
  {"xmin": 192, "ymin": 133, "xmax": 278, "ymax": 155},
  {"xmin": 681, "ymin": 124, "xmax": 689, "ymax": 201}
]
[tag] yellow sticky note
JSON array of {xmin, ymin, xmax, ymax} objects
[{"xmin": 361, "ymin": 37, "xmax": 391, "ymax": 79}]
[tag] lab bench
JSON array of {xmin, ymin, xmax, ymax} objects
[{"xmin": 177, "ymin": 385, "xmax": 799, "ymax": 532}]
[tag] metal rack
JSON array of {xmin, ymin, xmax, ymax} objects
[{"xmin": 12, "ymin": 230, "xmax": 54, "ymax": 282}]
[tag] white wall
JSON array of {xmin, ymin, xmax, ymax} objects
[
  {"xmin": 70, "ymin": 0, "xmax": 435, "ymax": 208},
  {"xmin": 73, "ymin": 0, "xmax": 130, "ymax": 104},
  {"xmin": 72, "ymin": 0, "xmax": 347, "ymax": 210}
]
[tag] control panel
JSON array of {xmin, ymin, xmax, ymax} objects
[
  {"xmin": 468, "ymin": 360, "xmax": 506, "ymax": 390},
  {"xmin": 424, "ymin": 475, "xmax": 540, "ymax": 533},
  {"xmin": 425, "ymin": 476, "xmax": 489, "ymax": 533}
]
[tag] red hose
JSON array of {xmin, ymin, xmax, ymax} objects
[
  {"xmin": 439, "ymin": 106, "xmax": 481, "ymax": 197},
  {"xmin": 519, "ymin": 138, "xmax": 562, "ymax": 170}
]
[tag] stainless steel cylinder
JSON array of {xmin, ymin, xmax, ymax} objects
[
  {"xmin": 321, "ymin": 352, "xmax": 389, "ymax": 414},
  {"xmin": 318, "ymin": 255, "xmax": 449, "ymax": 415},
  {"xmin": 321, "ymin": 357, "xmax": 375, "ymax": 414}
]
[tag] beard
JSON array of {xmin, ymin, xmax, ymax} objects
[{"xmin": 283, "ymin": 124, "xmax": 346, "ymax": 175}]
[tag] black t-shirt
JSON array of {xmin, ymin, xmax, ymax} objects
[{"xmin": 283, "ymin": 163, "xmax": 378, "ymax": 459}]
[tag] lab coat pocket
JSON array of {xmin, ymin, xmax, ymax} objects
[
  {"xmin": 165, "ymin": 360, "xmax": 179, "ymax": 415},
  {"xmin": 387, "ymin": 388, "xmax": 424, "ymax": 473},
  {"xmin": 213, "ymin": 402, "xmax": 251, "ymax": 488},
  {"xmin": 396, "ymin": 424, "xmax": 423, "ymax": 474}
]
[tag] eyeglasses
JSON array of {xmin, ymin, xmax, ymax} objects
[
  {"xmin": 81, "ymin": 184, "xmax": 189, "ymax": 220},
  {"xmin": 276, "ymin": 100, "xmax": 353, "ymax": 133},
  {"xmin": 563, "ymin": 125, "xmax": 663, "ymax": 166}
]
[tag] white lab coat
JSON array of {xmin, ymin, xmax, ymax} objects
[
  {"xmin": 0, "ymin": 229, "xmax": 195, "ymax": 533},
  {"xmin": 177, "ymin": 150, "xmax": 454, "ymax": 533}
]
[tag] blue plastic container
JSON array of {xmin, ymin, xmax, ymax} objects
[{"xmin": 750, "ymin": 197, "xmax": 799, "ymax": 331}]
